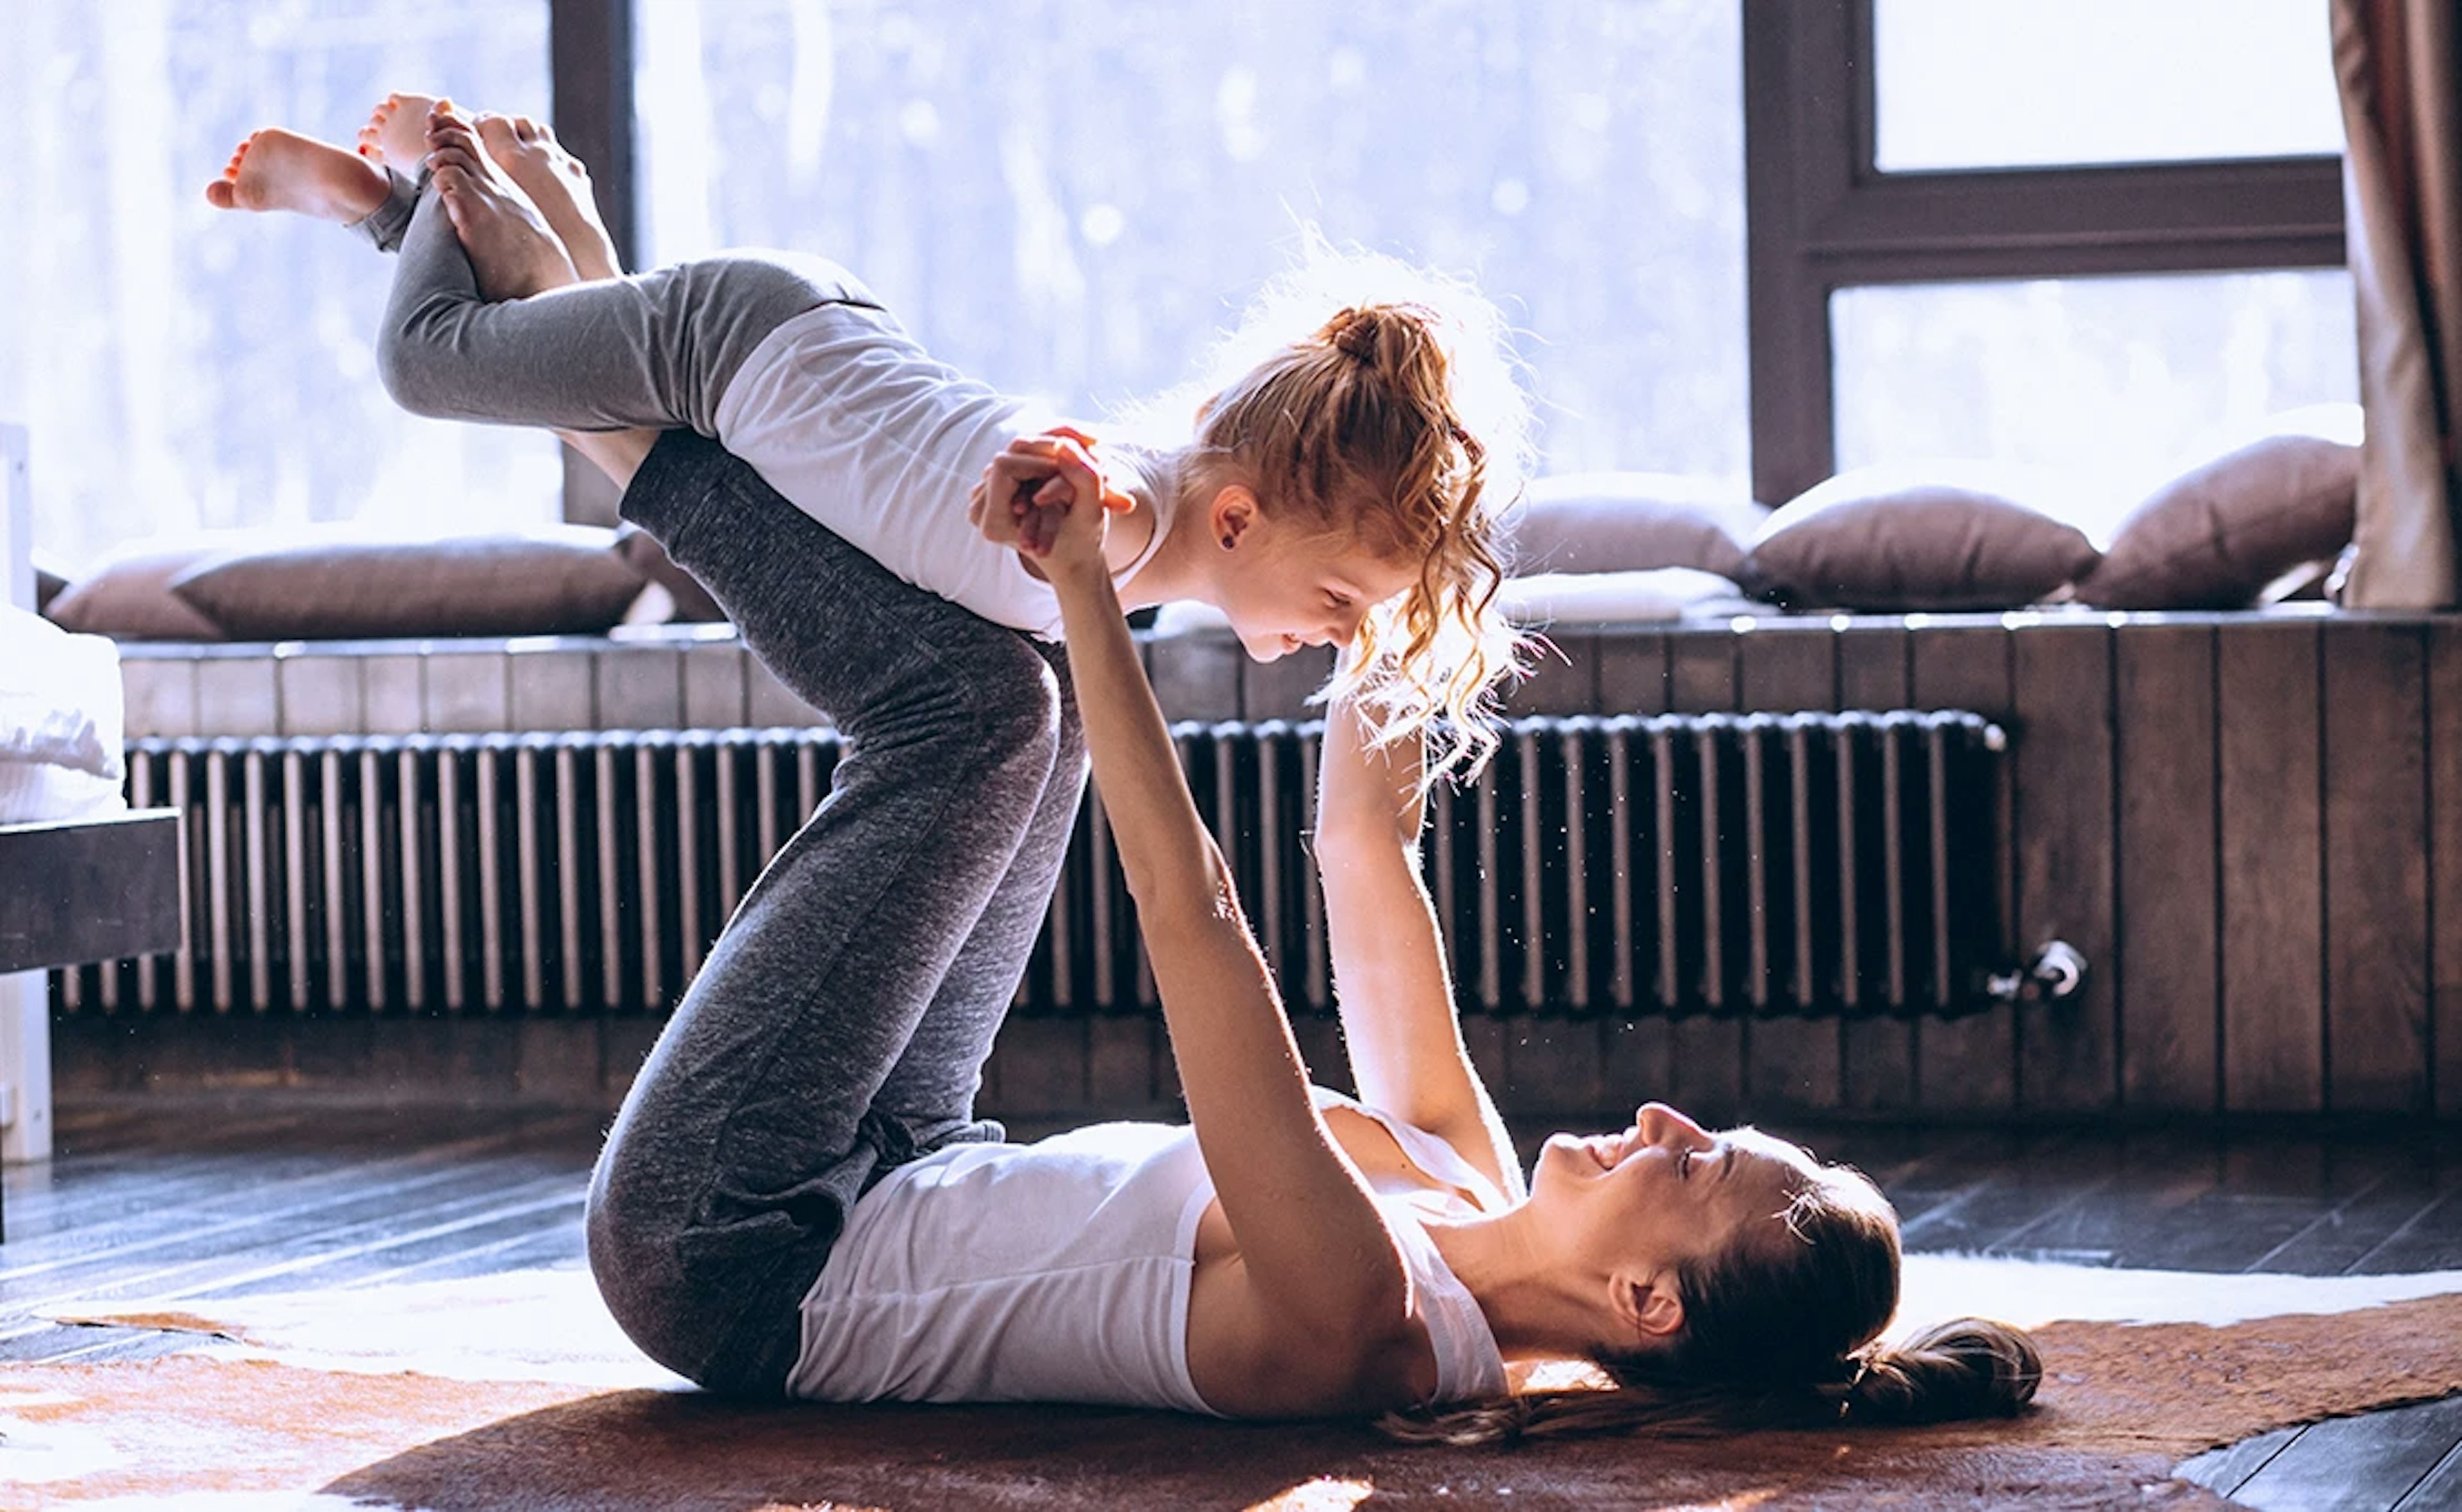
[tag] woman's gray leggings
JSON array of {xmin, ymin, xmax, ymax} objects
[{"xmin": 363, "ymin": 176, "xmax": 1088, "ymax": 1393}]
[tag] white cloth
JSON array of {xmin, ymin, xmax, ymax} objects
[
  {"xmin": 1, "ymin": 605, "xmax": 124, "ymax": 777},
  {"xmin": 788, "ymin": 1089, "xmax": 1510, "ymax": 1414},
  {"xmin": 0, "ymin": 605, "xmax": 127, "ymax": 823},
  {"xmin": 0, "ymin": 759, "xmax": 125, "ymax": 824},
  {"xmin": 715, "ymin": 303, "xmax": 1170, "ymax": 636}
]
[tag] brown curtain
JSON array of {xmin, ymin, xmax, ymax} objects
[{"xmin": 2333, "ymin": 0, "xmax": 2461, "ymax": 608}]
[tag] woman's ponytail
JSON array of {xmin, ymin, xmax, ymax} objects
[
  {"xmin": 1381, "ymin": 1317, "xmax": 2040, "ymax": 1446},
  {"xmin": 1838, "ymin": 1318, "xmax": 2041, "ymax": 1425}
]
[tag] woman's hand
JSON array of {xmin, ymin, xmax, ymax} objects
[{"xmin": 968, "ymin": 427, "xmax": 1135, "ymax": 580}]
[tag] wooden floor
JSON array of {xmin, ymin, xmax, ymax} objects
[{"xmin": 3, "ymin": 1100, "xmax": 2459, "ymax": 1509}]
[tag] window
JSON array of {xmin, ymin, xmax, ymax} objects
[
  {"xmin": 0, "ymin": 3, "xmax": 560, "ymax": 574},
  {"xmin": 1831, "ymin": 269, "xmax": 2357, "ymax": 541},
  {"xmin": 1871, "ymin": 0, "xmax": 2343, "ymax": 171},
  {"xmin": 628, "ymin": 0, "xmax": 1750, "ymax": 483},
  {"xmin": 1745, "ymin": 0, "xmax": 2349, "ymax": 511}
]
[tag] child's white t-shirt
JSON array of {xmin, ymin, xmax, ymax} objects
[{"xmin": 714, "ymin": 302, "xmax": 1168, "ymax": 635}]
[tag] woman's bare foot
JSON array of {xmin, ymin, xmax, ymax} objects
[
  {"xmin": 204, "ymin": 128, "xmax": 390, "ymax": 221},
  {"xmin": 424, "ymin": 106, "xmax": 576, "ymax": 301},
  {"xmin": 476, "ymin": 114, "xmax": 624, "ymax": 281},
  {"xmin": 357, "ymin": 91, "xmax": 445, "ymax": 172}
]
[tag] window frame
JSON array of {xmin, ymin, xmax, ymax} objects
[
  {"xmin": 550, "ymin": 0, "xmax": 640, "ymax": 275},
  {"xmin": 1740, "ymin": 0, "xmax": 2345, "ymax": 504}
]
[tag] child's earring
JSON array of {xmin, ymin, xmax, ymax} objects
[{"xmin": 1219, "ymin": 533, "xmax": 1236, "ymax": 551}]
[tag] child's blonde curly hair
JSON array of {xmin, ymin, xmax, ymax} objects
[{"xmin": 1180, "ymin": 249, "xmax": 1534, "ymax": 780}]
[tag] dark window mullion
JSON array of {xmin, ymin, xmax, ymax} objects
[
  {"xmin": 1812, "ymin": 234, "xmax": 2349, "ymax": 290},
  {"xmin": 548, "ymin": 0, "xmax": 638, "ymax": 273},
  {"xmin": 1745, "ymin": 0, "xmax": 1860, "ymax": 506},
  {"xmin": 1813, "ymin": 159, "xmax": 2347, "ymax": 265},
  {"xmin": 546, "ymin": 0, "xmax": 639, "ymax": 526}
]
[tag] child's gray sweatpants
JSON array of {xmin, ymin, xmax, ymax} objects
[{"xmin": 361, "ymin": 174, "xmax": 1088, "ymax": 1395}]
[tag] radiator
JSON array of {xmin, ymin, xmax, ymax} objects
[{"xmin": 54, "ymin": 712, "xmax": 2018, "ymax": 1020}]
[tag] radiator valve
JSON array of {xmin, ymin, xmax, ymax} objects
[{"xmin": 1988, "ymin": 940, "xmax": 2086, "ymax": 1004}]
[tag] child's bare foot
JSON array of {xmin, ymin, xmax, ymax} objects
[
  {"xmin": 424, "ymin": 107, "xmax": 576, "ymax": 301},
  {"xmin": 357, "ymin": 91, "xmax": 446, "ymax": 172},
  {"xmin": 204, "ymin": 128, "xmax": 390, "ymax": 222},
  {"xmin": 476, "ymin": 114, "xmax": 624, "ymax": 281}
]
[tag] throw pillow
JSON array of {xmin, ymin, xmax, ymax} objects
[
  {"xmin": 171, "ymin": 527, "xmax": 648, "ymax": 641},
  {"xmin": 1746, "ymin": 464, "xmax": 2100, "ymax": 611},
  {"xmin": 45, "ymin": 544, "xmax": 228, "ymax": 640},
  {"xmin": 1503, "ymin": 472, "xmax": 1761, "ymax": 583},
  {"xmin": 2072, "ymin": 433, "xmax": 2359, "ymax": 610}
]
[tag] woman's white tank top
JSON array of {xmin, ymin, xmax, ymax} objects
[{"xmin": 785, "ymin": 1090, "xmax": 1511, "ymax": 1415}]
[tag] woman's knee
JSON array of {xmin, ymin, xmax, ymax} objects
[
  {"xmin": 894, "ymin": 636, "xmax": 1068, "ymax": 801},
  {"xmin": 976, "ymin": 642, "xmax": 1068, "ymax": 756}
]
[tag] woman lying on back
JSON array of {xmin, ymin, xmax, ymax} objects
[{"xmin": 848, "ymin": 439, "xmax": 2047, "ymax": 1437}]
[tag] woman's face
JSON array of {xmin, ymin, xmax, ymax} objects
[{"xmin": 1528, "ymin": 1102, "xmax": 1816, "ymax": 1285}]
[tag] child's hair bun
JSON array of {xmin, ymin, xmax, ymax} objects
[
  {"xmin": 1320, "ymin": 305, "xmax": 1387, "ymax": 363},
  {"xmin": 1318, "ymin": 303, "xmax": 1437, "ymax": 370}
]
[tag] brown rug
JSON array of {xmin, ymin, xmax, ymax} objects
[{"xmin": 6, "ymin": 1292, "xmax": 2462, "ymax": 1510}]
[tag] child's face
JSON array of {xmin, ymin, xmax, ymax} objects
[{"xmin": 1214, "ymin": 519, "xmax": 1418, "ymax": 663}]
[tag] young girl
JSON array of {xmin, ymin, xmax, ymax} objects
[
  {"xmin": 210, "ymin": 96, "xmax": 1520, "ymax": 779},
  {"xmin": 208, "ymin": 101, "xmax": 2036, "ymax": 1432}
]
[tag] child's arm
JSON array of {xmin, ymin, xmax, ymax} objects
[
  {"xmin": 976, "ymin": 439, "xmax": 1421, "ymax": 1399},
  {"xmin": 1313, "ymin": 699, "xmax": 1525, "ymax": 1202}
]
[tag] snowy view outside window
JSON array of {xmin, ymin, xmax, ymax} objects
[
  {"xmin": 630, "ymin": 0, "xmax": 1750, "ymax": 499},
  {"xmin": 0, "ymin": 1, "xmax": 2360, "ymax": 574},
  {"xmin": 1873, "ymin": 0, "xmax": 2344, "ymax": 170},
  {"xmin": 0, "ymin": 3, "xmax": 560, "ymax": 574}
]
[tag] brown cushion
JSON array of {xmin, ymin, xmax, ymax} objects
[
  {"xmin": 616, "ymin": 526, "xmax": 728, "ymax": 624},
  {"xmin": 1746, "ymin": 466, "xmax": 2100, "ymax": 611},
  {"xmin": 2072, "ymin": 434, "xmax": 2359, "ymax": 610},
  {"xmin": 1504, "ymin": 473, "xmax": 1761, "ymax": 583},
  {"xmin": 45, "ymin": 545, "xmax": 228, "ymax": 640},
  {"xmin": 170, "ymin": 528, "xmax": 648, "ymax": 641}
]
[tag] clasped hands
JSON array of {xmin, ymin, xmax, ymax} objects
[{"xmin": 968, "ymin": 425, "xmax": 1136, "ymax": 579}]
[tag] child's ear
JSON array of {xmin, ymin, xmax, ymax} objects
[{"xmin": 1210, "ymin": 486, "xmax": 1260, "ymax": 551}]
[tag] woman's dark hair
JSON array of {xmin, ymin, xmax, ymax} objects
[{"xmin": 1386, "ymin": 1164, "xmax": 2041, "ymax": 1444}]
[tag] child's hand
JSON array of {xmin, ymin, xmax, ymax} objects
[{"xmin": 969, "ymin": 428, "xmax": 1131, "ymax": 580}]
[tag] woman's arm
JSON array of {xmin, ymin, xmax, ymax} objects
[
  {"xmin": 1314, "ymin": 699, "xmax": 1524, "ymax": 1201},
  {"xmin": 975, "ymin": 440, "xmax": 1419, "ymax": 1380}
]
